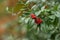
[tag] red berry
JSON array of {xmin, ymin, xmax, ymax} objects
[
  {"xmin": 35, "ymin": 18, "xmax": 43, "ymax": 24},
  {"xmin": 30, "ymin": 14, "xmax": 36, "ymax": 19}
]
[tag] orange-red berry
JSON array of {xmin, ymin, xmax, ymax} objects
[
  {"xmin": 35, "ymin": 18, "xmax": 43, "ymax": 24},
  {"xmin": 30, "ymin": 14, "xmax": 36, "ymax": 19}
]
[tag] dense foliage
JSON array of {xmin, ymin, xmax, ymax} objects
[{"xmin": 1, "ymin": 0, "xmax": 60, "ymax": 40}]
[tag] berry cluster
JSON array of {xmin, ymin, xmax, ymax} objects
[{"xmin": 30, "ymin": 14, "xmax": 43, "ymax": 24}]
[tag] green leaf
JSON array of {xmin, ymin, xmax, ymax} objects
[
  {"xmin": 55, "ymin": 12, "xmax": 60, "ymax": 17},
  {"xmin": 48, "ymin": 15, "xmax": 55, "ymax": 20},
  {"xmin": 55, "ymin": 34, "xmax": 60, "ymax": 40},
  {"xmin": 53, "ymin": 17, "xmax": 59, "ymax": 27},
  {"xmin": 53, "ymin": 4, "xmax": 58, "ymax": 11},
  {"xmin": 35, "ymin": 10, "xmax": 41, "ymax": 16}
]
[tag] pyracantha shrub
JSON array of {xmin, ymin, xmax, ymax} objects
[{"xmin": 7, "ymin": 0, "xmax": 60, "ymax": 40}]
